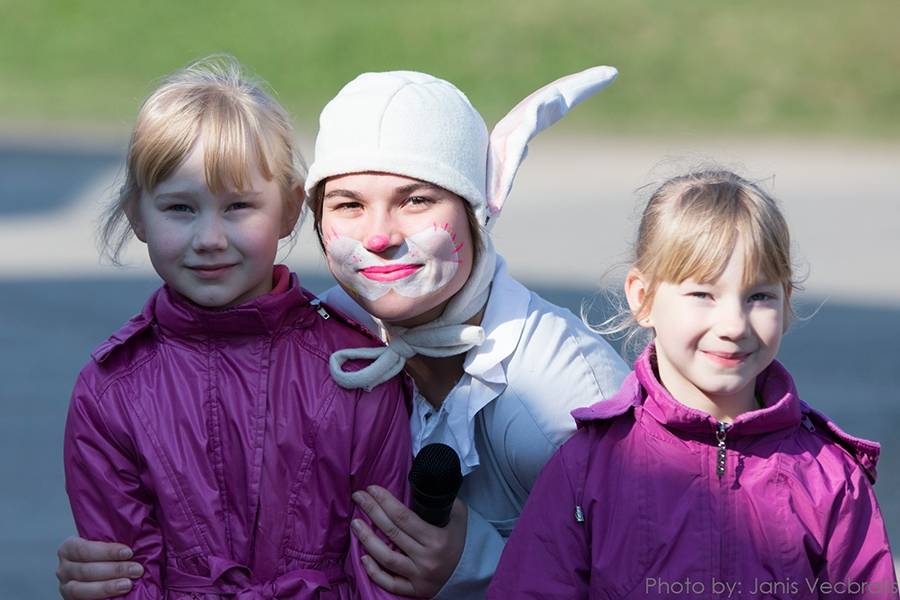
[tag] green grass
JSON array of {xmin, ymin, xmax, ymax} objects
[{"xmin": 2, "ymin": 0, "xmax": 899, "ymax": 137}]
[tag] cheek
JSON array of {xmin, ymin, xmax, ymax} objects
[
  {"xmin": 320, "ymin": 216, "xmax": 365, "ymax": 251},
  {"xmin": 232, "ymin": 219, "xmax": 281, "ymax": 260},
  {"xmin": 754, "ymin": 311, "xmax": 785, "ymax": 345},
  {"xmin": 144, "ymin": 223, "xmax": 187, "ymax": 260}
]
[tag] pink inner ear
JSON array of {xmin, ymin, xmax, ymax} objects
[{"xmin": 487, "ymin": 67, "xmax": 617, "ymax": 220}]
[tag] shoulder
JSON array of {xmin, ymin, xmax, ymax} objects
[
  {"xmin": 316, "ymin": 285, "xmax": 380, "ymax": 335},
  {"xmin": 79, "ymin": 294, "xmax": 162, "ymax": 399},
  {"xmin": 791, "ymin": 402, "xmax": 881, "ymax": 485},
  {"xmin": 291, "ymin": 284, "xmax": 386, "ymax": 361},
  {"xmin": 510, "ymin": 288, "xmax": 629, "ymax": 399},
  {"xmin": 495, "ymin": 286, "xmax": 629, "ymax": 444},
  {"xmin": 477, "ymin": 281, "xmax": 629, "ymax": 490},
  {"xmin": 295, "ymin": 285, "xmax": 410, "ymax": 406}
]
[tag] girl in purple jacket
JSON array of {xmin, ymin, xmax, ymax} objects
[
  {"xmin": 489, "ymin": 170, "xmax": 898, "ymax": 599},
  {"xmin": 63, "ymin": 56, "xmax": 412, "ymax": 599}
]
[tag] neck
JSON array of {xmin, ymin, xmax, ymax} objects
[
  {"xmin": 654, "ymin": 351, "xmax": 759, "ymax": 424},
  {"xmin": 402, "ymin": 305, "xmax": 487, "ymax": 410}
]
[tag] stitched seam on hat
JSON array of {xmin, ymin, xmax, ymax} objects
[{"xmin": 376, "ymin": 81, "xmax": 413, "ymax": 150}]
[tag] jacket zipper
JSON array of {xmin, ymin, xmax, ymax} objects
[
  {"xmin": 715, "ymin": 422, "xmax": 730, "ymax": 478},
  {"xmin": 309, "ymin": 298, "xmax": 331, "ymax": 320},
  {"xmin": 716, "ymin": 421, "xmax": 731, "ymax": 587}
]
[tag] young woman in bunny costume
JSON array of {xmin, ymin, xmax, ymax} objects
[
  {"xmin": 56, "ymin": 68, "xmax": 629, "ymax": 599},
  {"xmin": 304, "ymin": 67, "xmax": 630, "ymax": 599}
]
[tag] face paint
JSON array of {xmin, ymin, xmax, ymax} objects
[{"xmin": 326, "ymin": 222, "xmax": 463, "ymax": 301}]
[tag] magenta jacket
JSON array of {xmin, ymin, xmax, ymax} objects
[
  {"xmin": 65, "ymin": 267, "xmax": 413, "ymax": 599},
  {"xmin": 489, "ymin": 345, "xmax": 898, "ymax": 599}
]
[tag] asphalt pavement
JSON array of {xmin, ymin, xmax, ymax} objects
[{"xmin": 1, "ymin": 133, "xmax": 897, "ymax": 598}]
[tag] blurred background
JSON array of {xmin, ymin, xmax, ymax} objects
[{"xmin": 1, "ymin": 1, "xmax": 898, "ymax": 597}]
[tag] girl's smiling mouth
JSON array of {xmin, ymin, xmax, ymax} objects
[
  {"xmin": 701, "ymin": 350, "xmax": 753, "ymax": 367},
  {"xmin": 188, "ymin": 264, "xmax": 237, "ymax": 279},
  {"xmin": 359, "ymin": 264, "xmax": 423, "ymax": 282}
]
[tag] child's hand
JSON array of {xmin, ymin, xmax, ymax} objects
[
  {"xmin": 56, "ymin": 536, "xmax": 143, "ymax": 600},
  {"xmin": 351, "ymin": 485, "xmax": 467, "ymax": 598}
]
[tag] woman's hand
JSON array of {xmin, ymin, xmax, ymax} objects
[
  {"xmin": 56, "ymin": 536, "xmax": 143, "ymax": 600},
  {"xmin": 351, "ymin": 485, "xmax": 467, "ymax": 598}
]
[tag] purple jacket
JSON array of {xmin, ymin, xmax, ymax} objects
[
  {"xmin": 489, "ymin": 345, "xmax": 898, "ymax": 599},
  {"xmin": 65, "ymin": 267, "xmax": 413, "ymax": 599}
]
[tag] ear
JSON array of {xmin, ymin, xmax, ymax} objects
[
  {"xmin": 624, "ymin": 268, "xmax": 653, "ymax": 328},
  {"xmin": 124, "ymin": 199, "xmax": 147, "ymax": 243},
  {"xmin": 281, "ymin": 185, "xmax": 305, "ymax": 238},
  {"xmin": 485, "ymin": 66, "xmax": 617, "ymax": 227}
]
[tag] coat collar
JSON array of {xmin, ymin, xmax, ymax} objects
[
  {"xmin": 462, "ymin": 255, "xmax": 530, "ymax": 388},
  {"xmin": 574, "ymin": 343, "xmax": 802, "ymax": 438},
  {"xmin": 153, "ymin": 265, "xmax": 313, "ymax": 339}
]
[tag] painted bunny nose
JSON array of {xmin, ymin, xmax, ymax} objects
[{"xmin": 365, "ymin": 235, "xmax": 391, "ymax": 252}]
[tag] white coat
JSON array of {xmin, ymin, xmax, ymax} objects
[{"xmin": 320, "ymin": 256, "xmax": 629, "ymax": 599}]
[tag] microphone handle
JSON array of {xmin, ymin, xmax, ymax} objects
[{"xmin": 410, "ymin": 487, "xmax": 456, "ymax": 527}]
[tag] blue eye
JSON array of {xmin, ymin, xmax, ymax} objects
[
  {"xmin": 227, "ymin": 201, "xmax": 251, "ymax": 211},
  {"xmin": 749, "ymin": 292, "xmax": 776, "ymax": 302},
  {"xmin": 405, "ymin": 195, "xmax": 435, "ymax": 207},
  {"xmin": 166, "ymin": 204, "xmax": 193, "ymax": 213}
]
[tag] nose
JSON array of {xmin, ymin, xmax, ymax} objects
[
  {"xmin": 365, "ymin": 235, "xmax": 390, "ymax": 253},
  {"xmin": 714, "ymin": 299, "xmax": 750, "ymax": 340},
  {"xmin": 192, "ymin": 214, "xmax": 228, "ymax": 253},
  {"xmin": 363, "ymin": 210, "xmax": 402, "ymax": 254}
]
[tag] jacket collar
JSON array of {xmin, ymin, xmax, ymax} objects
[
  {"xmin": 153, "ymin": 265, "xmax": 313, "ymax": 339},
  {"xmin": 574, "ymin": 343, "xmax": 801, "ymax": 438},
  {"xmin": 462, "ymin": 254, "xmax": 530, "ymax": 388}
]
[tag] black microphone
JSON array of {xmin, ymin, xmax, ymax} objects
[{"xmin": 409, "ymin": 443, "xmax": 463, "ymax": 527}]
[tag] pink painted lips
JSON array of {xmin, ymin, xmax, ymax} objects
[
  {"xmin": 359, "ymin": 263, "xmax": 423, "ymax": 282},
  {"xmin": 701, "ymin": 350, "xmax": 753, "ymax": 367},
  {"xmin": 188, "ymin": 264, "xmax": 237, "ymax": 279}
]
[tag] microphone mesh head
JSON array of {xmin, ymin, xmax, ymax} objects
[{"xmin": 409, "ymin": 443, "xmax": 462, "ymax": 496}]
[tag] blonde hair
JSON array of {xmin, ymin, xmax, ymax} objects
[
  {"xmin": 603, "ymin": 169, "xmax": 799, "ymax": 354},
  {"xmin": 99, "ymin": 55, "xmax": 306, "ymax": 263}
]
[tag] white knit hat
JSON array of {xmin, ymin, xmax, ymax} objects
[
  {"xmin": 309, "ymin": 66, "xmax": 619, "ymax": 389},
  {"xmin": 305, "ymin": 71, "xmax": 492, "ymax": 224}
]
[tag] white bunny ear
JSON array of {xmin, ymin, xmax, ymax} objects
[{"xmin": 484, "ymin": 66, "xmax": 618, "ymax": 228}]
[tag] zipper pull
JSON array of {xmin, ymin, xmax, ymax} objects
[
  {"xmin": 801, "ymin": 414, "xmax": 815, "ymax": 432},
  {"xmin": 716, "ymin": 422, "xmax": 729, "ymax": 478},
  {"xmin": 574, "ymin": 505, "xmax": 585, "ymax": 523},
  {"xmin": 309, "ymin": 298, "xmax": 331, "ymax": 320}
]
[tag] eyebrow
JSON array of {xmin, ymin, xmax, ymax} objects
[
  {"xmin": 154, "ymin": 191, "xmax": 198, "ymax": 201},
  {"xmin": 395, "ymin": 182, "xmax": 444, "ymax": 195},
  {"xmin": 324, "ymin": 182, "xmax": 446, "ymax": 201},
  {"xmin": 154, "ymin": 190, "xmax": 261, "ymax": 201},
  {"xmin": 323, "ymin": 189, "xmax": 362, "ymax": 200}
]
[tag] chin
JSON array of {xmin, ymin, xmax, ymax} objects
[
  {"xmin": 365, "ymin": 301, "xmax": 434, "ymax": 324},
  {"xmin": 357, "ymin": 292, "xmax": 445, "ymax": 326}
]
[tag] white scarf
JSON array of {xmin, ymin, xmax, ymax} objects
[{"xmin": 329, "ymin": 238, "xmax": 496, "ymax": 390}]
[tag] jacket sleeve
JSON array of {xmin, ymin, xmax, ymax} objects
[
  {"xmin": 432, "ymin": 505, "xmax": 506, "ymax": 600},
  {"xmin": 486, "ymin": 444, "xmax": 590, "ymax": 600},
  {"xmin": 819, "ymin": 465, "xmax": 899, "ymax": 599},
  {"xmin": 64, "ymin": 373, "xmax": 165, "ymax": 599},
  {"xmin": 344, "ymin": 376, "xmax": 414, "ymax": 600}
]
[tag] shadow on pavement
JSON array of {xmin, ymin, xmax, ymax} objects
[{"xmin": 1, "ymin": 275, "xmax": 897, "ymax": 598}]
